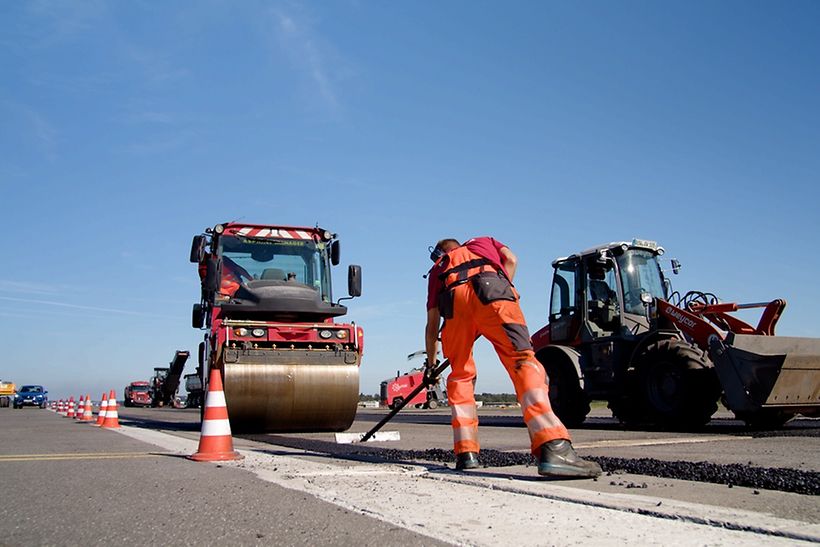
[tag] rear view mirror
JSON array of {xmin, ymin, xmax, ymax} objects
[
  {"xmin": 190, "ymin": 235, "xmax": 206, "ymax": 263},
  {"xmin": 192, "ymin": 304, "xmax": 204, "ymax": 329},
  {"xmin": 671, "ymin": 259, "xmax": 681, "ymax": 275},
  {"xmin": 331, "ymin": 240, "xmax": 341, "ymax": 266},
  {"xmin": 348, "ymin": 265, "xmax": 362, "ymax": 297}
]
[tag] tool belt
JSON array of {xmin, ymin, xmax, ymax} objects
[{"xmin": 438, "ymin": 261, "xmax": 517, "ymax": 319}]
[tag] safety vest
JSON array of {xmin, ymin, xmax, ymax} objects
[{"xmin": 437, "ymin": 246, "xmax": 497, "ymax": 290}]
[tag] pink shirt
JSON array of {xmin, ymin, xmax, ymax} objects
[{"xmin": 426, "ymin": 237, "xmax": 509, "ymax": 310}]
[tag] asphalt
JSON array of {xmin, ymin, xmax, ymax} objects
[{"xmin": 0, "ymin": 408, "xmax": 448, "ymax": 547}]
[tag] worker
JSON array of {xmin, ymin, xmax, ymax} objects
[
  {"xmin": 198, "ymin": 253, "xmax": 252, "ymax": 297},
  {"xmin": 424, "ymin": 237, "xmax": 601, "ymax": 478}
]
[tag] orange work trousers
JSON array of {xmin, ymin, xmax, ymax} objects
[{"xmin": 441, "ymin": 282, "xmax": 570, "ymax": 456}]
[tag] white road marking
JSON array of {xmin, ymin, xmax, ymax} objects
[{"xmin": 575, "ymin": 435, "xmax": 753, "ymax": 449}]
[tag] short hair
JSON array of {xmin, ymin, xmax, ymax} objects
[{"xmin": 436, "ymin": 238, "xmax": 460, "ymax": 251}]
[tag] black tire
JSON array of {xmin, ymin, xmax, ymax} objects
[
  {"xmin": 543, "ymin": 361, "xmax": 590, "ymax": 427},
  {"xmin": 390, "ymin": 397, "xmax": 404, "ymax": 411},
  {"xmin": 637, "ymin": 339, "xmax": 721, "ymax": 428},
  {"xmin": 427, "ymin": 398, "xmax": 438, "ymax": 410}
]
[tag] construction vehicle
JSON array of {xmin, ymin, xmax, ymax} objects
[
  {"xmin": 0, "ymin": 380, "xmax": 15, "ymax": 408},
  {"xmin": 150, "ymin": 351, "xmax": 190, "ymax": 407},
  {"xmin": 190, "ymin": 222, "xmax": 363, "ymax": 432},
  {"xmin": 532, "ymin": 238, "xmax": 820, "ymax": 428},
  {"xmin": 380, "ymin": 369, "xmax": 446, "ymax": 409},
  {"xmin": 184, "ymin": 372, "xmax": 204, "ymax": 408},
  {"xmin": 123, "ymin": 381, "xmax": 153, "ymax": 407}
]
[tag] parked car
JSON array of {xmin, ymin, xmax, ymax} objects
[{"xmin": 14, "ymin": 385, "xmax": 48, "ymax": 408}]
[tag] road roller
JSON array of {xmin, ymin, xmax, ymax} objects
[{"xmin": 190, "ymin": 222, "xmax": 363, "ymax": 433}]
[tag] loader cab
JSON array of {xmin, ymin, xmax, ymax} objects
[{"xmin": 548, "ymin": 240, "xmax": 668, "ymax": 344}]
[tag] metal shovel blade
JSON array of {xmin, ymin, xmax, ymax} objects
[{"xmin": 333, "ymin": 430, "xmax": 401, "ymax": 444}]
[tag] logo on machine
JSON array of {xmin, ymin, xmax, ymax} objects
[{"xmin": 663, "ymin": 305, "xmax": 698, "ymax": 329}]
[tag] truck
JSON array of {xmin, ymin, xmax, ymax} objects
[
  {"xmin": 0, "ymin": 380, "xmax": 15, "ymax": 408},
  {"xmin": 149, "ymin": 351, "xmax": 190, "ymax": 407},
  {"xmin": 184, "ymin": 373, "xmax": 204, "ymax": 408},
  {"xmin": 533, "ymin": 238, "xmax": 820, "ymax": 428},
  {"xmin": 190, "ymin": 222, "xmax": 363, "ymax": 432},
  {"xmin": 380, "ymin": 369, "xmax": 446, "ymax": 410},
  {"xmin": 123, "ymin": 381, "xmax": 153, "ymax": 407}
]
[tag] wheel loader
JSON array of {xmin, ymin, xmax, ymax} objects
[{"xmin": 531, "ymin": 238, "xmax": 820, "ymax": 428}]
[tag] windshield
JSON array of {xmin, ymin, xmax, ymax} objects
[
  {"xmin": 21, "ymin": 386, "xmax": 42, "ymax": 392},
  {"xmin": 131, "ymin": 386, "xmax": 149, "ymax": 392},
  {"xmin": 219, "ymin": 235, "xmax": 332, "ymax": 302},
  {"xmin": 616, "ymin": 250, "xmax": 666, "ymax": 314}
]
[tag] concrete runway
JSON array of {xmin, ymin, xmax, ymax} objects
[{"xmin": 2, "ymin": 405, "xmax": 818, "ymax": 545}]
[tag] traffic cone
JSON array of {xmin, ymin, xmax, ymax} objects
[
  {"xmin": 100, "ymin": 390, "xmax": 120, "ymax": 429},
  {"xmin": 189, "ymin": 368, "xmax": 242, "ymax": 462},
  {"xmin": 57, "ymin": 399, "xmax": 64, "ymax": 416},
  {"xmin": 79, "ymin": 395, "xmax": 93, "ymax": 422},
  {"xmin": 66, "ymin": 396, "xmax": 75, "ymax": 419},
  {"xmin": 74, "ymin": 396, "xmax": 84, "ymax": 421},
  {"xmin": 95, "ymin": 393, "xmax": 108, "ymax": 426}
]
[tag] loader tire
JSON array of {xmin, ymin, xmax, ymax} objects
[
  {"xmin": 544, "ymin": 361, "xmax": 590, "ymax": 428},
  {"xmin": 637, "ymin": 340, "xmax": 721, "ymax": 429}
]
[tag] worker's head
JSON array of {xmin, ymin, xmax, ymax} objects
[{"xmin": 429, "ymin": 238, "xmax": 460, "ymax": 262}]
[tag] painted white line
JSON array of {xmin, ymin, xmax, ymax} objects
[{"xmin": 575, "ymin": 435, "xmax": 753, "ymax": 450}]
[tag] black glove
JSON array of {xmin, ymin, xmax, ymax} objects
[{"xmin": 423, "ymin": 359, "xmax": 441, "ymax": 383}]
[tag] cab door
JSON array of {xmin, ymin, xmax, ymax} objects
[{"xmin": 548, "ymin": 260, "xmax": 582, "ymax": 344}]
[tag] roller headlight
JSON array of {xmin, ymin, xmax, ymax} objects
[
  {"xmin": 251, "ymin": 328, "xmax": 266, "ymax": 338},
  {"xmin": 234, "ymin": 327, "xmax": 249, "ymax": 336},
  {"xmin": 335, "ymin": 330, "xmax": 348, "ymax": 339},
  {"xmin": 318, "ymin": 329, "xmax": 333, "ymax": 339}
]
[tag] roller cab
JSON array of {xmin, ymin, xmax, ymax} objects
[{"xmin": 191, "ymin": 222, "xmax": 363, "ymax": 433}]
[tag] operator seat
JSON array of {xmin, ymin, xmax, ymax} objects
[
  {"xmin": 588, "ymin": 279, "xmax": 617, "ymax": 331},
  {"xmin": 260, "ymin": 268, "xmax": 286, "ymax": 281}
]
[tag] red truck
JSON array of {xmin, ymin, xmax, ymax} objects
[
  {"xmin": 190, "ymin": 222, "xmax": 363, "ymax": 433},
  {"xmin": 123, "ymin": 381, "xmax": 152, "ymax": 407},
  {"xmin": 380, "ymin": 369, "xmax": 446, "ymax": 410}
]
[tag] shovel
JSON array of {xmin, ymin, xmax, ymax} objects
[{"xmin": 334, "ymin": 359, "xmax": 450, "ymax": 444}]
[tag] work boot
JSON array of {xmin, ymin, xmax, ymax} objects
[
  {"xmin": 455, "ymin": 451, "xmax": 480, "ymax": 471},
  {"xmin": 537, "ymin": 440, "xmax": 602, "ymax": 478}
]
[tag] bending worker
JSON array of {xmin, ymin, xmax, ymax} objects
[{"xmin": 424, "ymin": 237, "xmax": 601, "ymax": 478}]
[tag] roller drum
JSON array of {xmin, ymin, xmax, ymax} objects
[{"xmin": 221, "ymin": 348, "xmax": 360, "ymax": 432}]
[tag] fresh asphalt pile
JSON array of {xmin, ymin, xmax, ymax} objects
[{"xmin": 350, "ymin": 447, "xmax": 820, "ymax": 496}]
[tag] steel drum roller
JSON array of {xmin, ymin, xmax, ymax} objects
[{"xmin": 223, "ymin": 360, "xmax": 359, "ymax": 432}]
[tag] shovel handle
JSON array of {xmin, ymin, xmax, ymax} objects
[{"xmin": 358, "ymin": 359, "xmax": 450, "ymax": 443}]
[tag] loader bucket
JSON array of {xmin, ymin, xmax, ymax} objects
[{"xmin": 709, "ymin": 333, "xmax": 820, "ymax": 416}]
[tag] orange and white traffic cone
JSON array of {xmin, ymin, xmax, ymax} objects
[
  {"xmin": 74, "ymin": 396, "xmax": 84, "ymax": 421},
  {"xmin": 79, "ymin": 395, "xmax": 93, "ymax": 422},
  {"xmin": 94, "ymin": 393, "xmax": 108, "ymax": 426},
  {"xmin": 189, "ymin": 368, "xmax": 242, "ymax": 462},
  {"xmin": 100, "ymin": 390, "xmax": 120, "ymax": 429},
  {"xmin": 66, "ymin": 396, "xmax": 76, "ymax": 419},
  {"xmin": 57, "ymin": 399, "xmax": 64, "ymax": 416}
]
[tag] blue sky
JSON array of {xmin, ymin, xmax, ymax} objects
[{"xmin": 1, "ymin": 1, "xmax": 818, "ymax": 400}]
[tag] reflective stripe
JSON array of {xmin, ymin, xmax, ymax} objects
[
  {"xmin": 201, "ymin": 418, "xmax": 233, "ymax": 437},
  {"xmin": 520, "ymin": 387, "xmax": 549, "ymax": 410},
  {"xmin": 526, "ymin": 412, "xmax": 563, "ymax": 437},
  {"xmin": 233, "ymin": 227, "xmax": 315, "ymax": 240},
  {"xmin": 205, "ymin": 391, "xmax": 227, "ymax": 407},
  {"xmin": 451, "ymin": 403, "xmax": 477, "ymax": 421},
  {"xmin": 453, "ymin": 426, "xmax": 476, "ymax": 443}
]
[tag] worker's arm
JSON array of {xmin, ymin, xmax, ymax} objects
[
  {"xmin": 425, "ymin": 307, "xmax": 441, "ymax": 366},
  {"xmin": 499, "ymin": 246, "xmax": 518, "ymax": 281}
]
